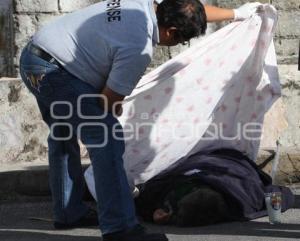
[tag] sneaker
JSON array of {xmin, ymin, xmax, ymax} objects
[
  {"xmin": 54, "ymin": 208, "xmax": 98, "ymax": 229},
  {"xmin": 102, "ymin": 224, "xmax": 168, "ymax": 241}
]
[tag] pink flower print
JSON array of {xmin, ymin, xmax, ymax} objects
[
  {"xmin": 155, "ymin": 137, "xmax": 160, "ymax": 143},
  {"xmin": 161, "ymin": 153, "xmax": 167, "ymax": 159},
  {"xmin": 251, "ymin": 113, "xmax": 257, "ymax": 120},
  {"xmin": 164, "ymin": 87, "xmax": 173, "ymax": 95},
  {"xmin": 196, "ymin": 78, "xmax": 203, "ymax": 85},
  {"xmin": 234, "ymin": 96, "xmax": 241, "ymax": 103},
  {"xmin": 250, "ymin": 39, "xmax": 257, "ymax": 47},
  {"xmin": 206, "ymin": 97, "xmax": 213, "ymax": 104},
  {"xmin": 220, "ymin": 104, "xmax": 227, "ymax": 112},
  {"xmin": 246, "ymin": 76, "xmax": 254, "ymax": 83},
  {"xmin": 194, "ymin": 118, "xmax": 200, "ymax": 124},
  {"xmin": 127, "ymin": 107, "xmax": 135, "ymax": 119},
  {"xmin": 262, "ymin": 25, "xmax": 272, "ymax": 33},
  {"xmin": 128, "ymin": 108, "xmax": 133, "ymax": 116},
  {"xmin": 144, "ymin": 94, "xmax": 152, "ymax": 100},
  {"xmin": 219, "ymin": 60, "xmax": 225, "ymax": 68},
  {"xmin": 150, "ymin": 108, "xmax": 156, "ymax": 116},
  {"xmin": 257, "ymin": 95, "xmax": 264, "ymax": 101},
  {"xmin": 260, "ymin": 40, "xmax": 266, "ymax": 49},
  {"xmin": 132, "ymin": 149, "xmax": 140, "ymax": 155},
  {"xmin": 247, "ymin": 90, "xmax": 254, "ymax": 97},
  {"xmin": 269, "ymin": 88, "xmax": 277, "ymax": 98},
  {"xmin": 230, "ymin": 44, "xmax": 237, "ymax": 51},
  {"xmin": 176, "ymin": 97, "xmax": 184, "ymax": 103},
  {"xmin": 204, "ymin": 58, "xmax": 212, "ymax": 66},
  {"xmin": 178, "ymin": 69, "xmax": 186, "ymax": 77},
  {"xmin": 202, "ymin": 85, "xmax": 209, "ymax": 91},
  {"xmin": 162, "ymin": 119, "xmax": 169, "ymax": 123},
  {"xmin": 187, "ymin": 105, "xmax": 195, "ymax": 112},
  {"xmin": 162, "ymin": 144, "xmax": 169, "ymax": 149}
]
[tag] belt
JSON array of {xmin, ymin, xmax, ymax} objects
[{"xmin": 27, "ymin": 43, "xmax": 63, "ymax": 68}]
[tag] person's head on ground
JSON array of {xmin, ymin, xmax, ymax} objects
[
  {"xmin": 152, "ymin": 184, "xmax": 230, "ymax": 226},
  {"xmin": 174, "ymin": 185, "xmax": 230, "ymax": 226},
  {"xmin": 156, "ymin": 0, "xmax": 207, "ymax": 46}
]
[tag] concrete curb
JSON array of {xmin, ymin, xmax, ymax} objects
[
  {"xmin": 1, "ymin": 149, "xmax": 299, "ymax": 201},
  {"xmin": 0, "ymin": 164, "xmax": 92, "ymax": 202},
  {"xmin": 0, "ymin": 168, "xmax": 49, "ymax": 197}
]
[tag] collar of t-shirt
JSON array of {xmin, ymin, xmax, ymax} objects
[{"xmin": 149, "ymin": 0, "xmax": 161, "ymax": 45}]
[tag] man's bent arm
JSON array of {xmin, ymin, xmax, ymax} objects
[
  {"xmin": 204, "ymin": 5, "xmax": 234, "ymax": 22},
  {"xmin": 100, "ymin": 86, "xmax": 125, "ymax": 116},
  {"xmin": 205, "ymin": 2, "xmax": 263, "ymax": 22}
]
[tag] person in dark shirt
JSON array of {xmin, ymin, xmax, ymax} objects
[{"xmin": 135, "ymin": 174, "xmax": 231, "ymax": 226}]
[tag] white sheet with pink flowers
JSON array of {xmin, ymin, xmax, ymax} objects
[{"xmin": 86, "ymin": 5, "xmax": 280, "ymax": 187}]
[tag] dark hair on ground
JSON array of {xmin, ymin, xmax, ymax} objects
[
  {"xmin": 174, "ymin": 185, "xmax": 231, "ymax": 226},
  {"xmin": 156, "ymin": 0, "xmax": 207, "ymax": 43}
]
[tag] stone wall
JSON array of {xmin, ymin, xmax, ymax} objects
[
  {"xmin": 0, "ymin": 0, "xmax": 299, "ymax": 75},
  {"xmin": 0, "ymin": 0, "xmax": 299, "ymax": 184},
  {"xmin": 0, "ymin": 0, "xmax": 14, "ymax": 77},
  {"xmin": 0, "ymin": 0, "xmax": 218, "ymax": 76},
  {"xmin": 216, "ymin": 0, "xmax": 300, "ymax": 65},
  {"xmin": 12, "ymin": 0, "xmax": 101, "ymax": 78}
]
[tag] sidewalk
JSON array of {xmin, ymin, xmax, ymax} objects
[
  {"xmin": 1, "ymin": 148, "xmax": 300, "ymax": 201},
  {"xmin": 1, "ymin": 154, "xmax": 300, "ymax": 240},
  {"xmin": 0, "ymin": 159, "xmax": 90, "ymax": 201}
]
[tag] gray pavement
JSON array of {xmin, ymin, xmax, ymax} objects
[{"xmin": 1, "ymin": 198, "xmax": 300, "ymax": 241}]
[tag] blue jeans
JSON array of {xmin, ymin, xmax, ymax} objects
[{"xmin": 19, "ymin": 44, "xmax": 138, "ymax": 234}]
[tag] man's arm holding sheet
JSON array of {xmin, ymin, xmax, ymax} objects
[{"xmin": 204, "ymin": 2, "xmax": 263, "ymax": 22}]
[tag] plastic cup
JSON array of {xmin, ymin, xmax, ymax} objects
[{"xmin": 265, "ymin": 192, "xmax": 282, "ymax": 224}]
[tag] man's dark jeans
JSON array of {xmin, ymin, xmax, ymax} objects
[{"xmin": 19, "ymin": 44, "xmax": 138, "ymax": 234}]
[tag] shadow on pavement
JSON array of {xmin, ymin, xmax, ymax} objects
[
  {"xmin": 0, "ymin": 231, "xmax": 99, "ymax": 241},
  {"xmin": 159, "ymin": 221, "xmax": 300, "ymax": 239},
  {"xmin": 1, "ymin": 201, "xmax": 299, "ymax": 240}
]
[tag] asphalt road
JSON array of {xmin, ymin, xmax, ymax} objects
[{"xmin": 0, "ymin": 199, "xmax": 300, "ymax": 241}]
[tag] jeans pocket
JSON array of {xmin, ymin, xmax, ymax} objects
[{"xmin": 20, "ymin": 65, "xmax": 54, "ymax": 97}]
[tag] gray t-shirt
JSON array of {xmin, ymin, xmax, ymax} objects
[{"xmin": 32, "ymin": 0, "xmax": 159, "ymax": 96}]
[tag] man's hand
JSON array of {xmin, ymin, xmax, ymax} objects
[
  {"xmin": 233, "ymin": 2, "xmax": 263, "ymax": 21},
  {"xmin": 99, "ymin": 86, "xmax": 125, "ymax": 117}
]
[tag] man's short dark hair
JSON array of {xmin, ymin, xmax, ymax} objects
[
  {"xmin": 156, "ymin": 0, "xmax": 207, "ymax": 43},
  {"xmin": 174, "ymin": 185, "xmax": 231, "ymax": 226}
]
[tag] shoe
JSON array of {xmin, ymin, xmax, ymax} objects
[
  {"xmin": 102, "ymin": 224, "xmax": 168, "ymax": 241},
  {"xmin": 54, "ymin": 208, "xmax": 98, "ymax": 229}
]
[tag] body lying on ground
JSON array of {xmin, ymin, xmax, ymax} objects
[{"xmin": 134, "ymin": 149, "xmax": 295, "ymax": 226}]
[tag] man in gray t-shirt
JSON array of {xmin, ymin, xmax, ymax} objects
[
  {"xmin": 19, "ymin": 0, "xmax": 261, "ymax": 240},
  {"xmin": 33, "ymin": 0, "xmax": 156, "ymax": 97}
]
